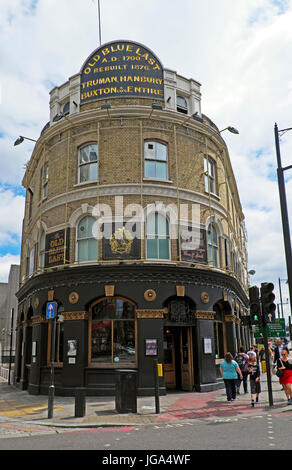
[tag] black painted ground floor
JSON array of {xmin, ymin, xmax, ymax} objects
[{"xmin": 14, "ymin": 264, "xmax": 251, "ymax": 396}]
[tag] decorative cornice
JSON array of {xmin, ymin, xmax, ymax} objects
[
  {"xmin": 225, "ymin": 314, "xmax": 241, "ymax": 325},
  {"xmin": 63, "ymin": 311, "xmax": 88, "ymax": 321},
  {"xmin": 194, "ymin": 310, "xmax": 215, "ymax": 320},
  {"xmin": 136, "ymin": 309, "xmax": 166, "ymax": 318},
  {"xmin": 31, "ymin": 315, "xmax": 47, "ymax": 324}
]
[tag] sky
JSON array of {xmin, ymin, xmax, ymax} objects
[{"xmin": 1, "ymin": 0, "xmax": 292, "ymax": 322}]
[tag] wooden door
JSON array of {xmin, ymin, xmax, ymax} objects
[
  {"xmin": 180, "ymin": 327, "xmax": 194, "ymax": 391},
  {"xmin": 163, "ymin": 334, "xmax": 176, "ymax": 389}
]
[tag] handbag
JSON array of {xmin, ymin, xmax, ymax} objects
[{"xmin": 276, "ymin": 360, "xmax": 285, "ymax": 378}]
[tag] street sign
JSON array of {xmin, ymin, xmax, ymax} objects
[
  {"xmin": 46, "ymin": 302, "xmax": 57, "ymax": 319},
  {"xmin": 254, "ymin": 319, "xmax": 286, "ymax": 338}
]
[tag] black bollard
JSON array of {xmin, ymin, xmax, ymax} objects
[{"xmin": 75, "ymin": 387, "xmax": 86, "ymax": 417}]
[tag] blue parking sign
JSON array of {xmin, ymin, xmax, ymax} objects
[{"xmin": 46, "ymin": 302, "xmax": 57, "ymax": 319}]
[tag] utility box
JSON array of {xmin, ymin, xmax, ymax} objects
[{"xmin": 115, "ymin": 369, "xmax": 137, "ymax": 413}]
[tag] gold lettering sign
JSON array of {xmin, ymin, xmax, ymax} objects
[
  {"xmin": 80, "ymin": 41, "xmax": 164, "ymax": 103},
  {"xmin": 45, "ymin": 229, "xmax": 70, "ymax": 268}
]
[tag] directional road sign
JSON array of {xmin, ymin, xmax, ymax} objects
[{"xmin": 46, "ymin": 302, "xmax": 57, "ymax": 319}]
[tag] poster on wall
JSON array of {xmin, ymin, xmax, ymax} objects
[
  {"xmin": 44, "ymin": 229, "xmax": 70, "ymax": 268},
  {"xmin": 80, "ymin": 40, "xmax": 164, "ymax": 103},
  {"xmin": 179, "ymin": 225, "xmax": 207, "ymax": 263}
]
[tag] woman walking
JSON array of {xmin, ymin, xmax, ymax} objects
[
  {"xmin": 220, "ymin": 352, "xmax": 243, "ymax": 403},
  {"xmin": 276, "ymin": 349, "xmax": 292, "ymax": 405}
]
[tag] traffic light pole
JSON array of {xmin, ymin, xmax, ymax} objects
[{"xmin": 261, "ymin": 314, "xmax": 274, "ymax": 407}]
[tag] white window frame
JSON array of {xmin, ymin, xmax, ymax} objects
[
  {"xmin": 76, "ymin": 215, "xmax": 98, "ymax": 263},
  {"xmin": 78, "ymin": 143, "xmax": 98, "ymax": 184},
  {"xmin": 204, "ymin": 155, "xmax": 217, "ymax": 195},
  {"xmin": 144, "ymin": 141, "xmax": 168, "ymax": 181},
  {"xmin": 146, "ymin": 212, "xmax": 170, "ymax": 260}
]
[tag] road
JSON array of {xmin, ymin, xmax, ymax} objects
[{"xmin": 0, "ymin": 410, "xmax": 292, "ymax": 452}]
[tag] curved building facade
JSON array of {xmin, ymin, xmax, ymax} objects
[{"xmin": 15, "ymin": 41, "xmax": 251, "ymax": 395}]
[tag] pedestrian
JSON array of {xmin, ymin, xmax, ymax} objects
[
  {"xmin": 220, "ymin": 352, "xmax": 243, "ymax": 403},
  {"xmin": 273, "ymin": 338, "xmax": 289, "ymax": 363},
  {"xmin": 234, "ymin": 346, "xmax": 249, "ymax": 394},
  {"xmin": 247, "ymin": 355, "xmax": 261, "ymax": 407},
  {"xmin": 276, "ymin": 349, "xmax": 292, "ymax": 405},
  {"xmin": 247, "ymin": 345, "xmax": 257, "ymax": 358}
]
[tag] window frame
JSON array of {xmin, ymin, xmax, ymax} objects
[
  {"xmin": 76, "ymin": 215, "xmax": 98, "ymax": 263},
  {"xmin": 204, "ymin": 155, "xmax": 217, "ymax": 195},
  {"xmin": 78, "ymin": 143, "xmax": 98, "ymax": 184},
  {"xmin": 144, "ymin": 140, "xmax": 168, "ymax": 181},
  {"xmin": 88, "ymin": 297, "xmax": 137, "ymax": 366},
  {"xmin": 207, "ymin": 223, "xmax": 219, "ymax": 267},
  {"xmin": 146, "ymin": 212, "xmax": 170, "ymax": 260},
  {"xmin": 41, "ymin": 163, "xmax": 49, "ymax": 199},
  {"xmin": 176, "ymin": 95, "xmax": 188, "ymax": 114}
]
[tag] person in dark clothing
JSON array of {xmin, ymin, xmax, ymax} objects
[
  {"xmin": 276, "ymin": 349, "xmax": 292, "ymax": 405},
  {"xmin": 273, "ymin": 339, "xmax": 289, "ymax": 362},
  {"xmin": 247, "ymin": 355, "xmax": 261, "ymax": 407}
]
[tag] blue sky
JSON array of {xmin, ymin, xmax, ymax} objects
[{"xmin": 1, "ymin": 0, "xmax": 292, "ymax": 321}]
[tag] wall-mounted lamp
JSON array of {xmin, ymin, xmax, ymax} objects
[{"xmin": 149, "ymin": 102, "xmax": 163, "ymax": 118}]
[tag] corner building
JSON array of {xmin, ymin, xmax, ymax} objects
[{"xmin": 15, "ymin": 41, "xmax": 251, "ymax": 396}]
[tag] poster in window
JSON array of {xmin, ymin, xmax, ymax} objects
[
  {"xmin": 180, "ymin": 225, "xmax": 207, "ymax": 263},
  {"xmin": 45, "ymin": 228, "xmax": 70, "ymax": 268},
  {"xmin": 102, "ymin": 222, "xmax": 141, "ymax": 260},
  {"xmin": 145, "ymin": 339, "xmax": 158, "ymax": 356}
]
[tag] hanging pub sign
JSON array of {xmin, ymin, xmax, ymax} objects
[
  {"xmin": 80, "ymin": 40, "xmax": 164, "ymax": 103},
  {"xmin": 180, "ymin": 225, "xmax": 207, "ymax": 263},
  {"xmin": 102, "ymin": 223, "xmax": 141, "ymax": 260},
  {"xmin": 45, "ymin": 228, "xmax": 70, "ymax": 268}
]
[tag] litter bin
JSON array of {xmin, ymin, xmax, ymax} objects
[{"xmin": 115, "ymin": 369, "xmax": 137, "ymax": 413}]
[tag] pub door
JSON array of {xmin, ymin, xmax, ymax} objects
[{"xmin": 163, "ymin": 327, "xmax": 194, "ymax": 391}]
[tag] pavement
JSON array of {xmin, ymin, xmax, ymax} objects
[{"xmin": 0, "ymin": 374, "xmax": 291, "ymax": 429}]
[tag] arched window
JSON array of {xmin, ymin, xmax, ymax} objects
[
  {"xmin": 208, "ymin": 224, "xmax": 219, "ymax": 267},
  {"xmin": 77, "ymin": 216, "xmax": 97, "ymax": 262},
  {"xmin": 176, "ymin": 95, "xmax": 188, "ymax": 114},
  {"xmin": 144, "ymin": 141, "xmax": 168, "ymax": 180},
  {"xmin": 146, "ymin": 212, "xmax": 170, "ymax": 260},
  {"xmin": 90, "ymin": 298, "xmax": 136, "ymax": 364},
  {"xmin": 78, "ymin": 144, "xmax": 98, "ymax": 183}
]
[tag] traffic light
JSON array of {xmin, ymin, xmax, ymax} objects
[
  {"xmin": 249, "ymin": 286, "xmax": 261, "ymax": 324},
  {"xmin": 260, "ymin": 282, "xmax": 276, "ymax": 320}
]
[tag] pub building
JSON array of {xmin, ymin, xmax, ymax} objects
[{"xmin": 15, "ymin": 40, "xmax": 251, "ymax": 396}]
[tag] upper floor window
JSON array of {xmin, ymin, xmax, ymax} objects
[
  {"xmin": 146, "ymin": 212, "xmax": 170, "ymax": 260},
  {"xmin": 39, "ymin": 231, "xmax": 46, "ymax": 269},
  {"xmin": 204, "ymin": 156, "xmax": 216, "ymax": 194},
  {"xmin": 63, "ymin": 101, "xmax": 70, "ymax": 115},
  {"xmin": 41, "ymin": 163, "xmax": 48, "ymax": 199},
  {"xmin": 77, "ymin": 215, "xmax": 97, "ymax": 262},
  {"xmin": 144, "ymin": 141, "xmax": 168, "ymax": 180},
  {"xmin": 177, "ymin": 95, "xmax": 188, "ymax": 114},
  {"xmin": 208, "ymin": 224, "xmax": 219, "ymax": 267},
  {"xmin": 78, "ymin": 144, "xmax": 98, "ymax": 183}
]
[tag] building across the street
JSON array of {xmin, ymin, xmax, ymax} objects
[
  {"xmin": 0, "ymin": 265, "xmax": 19, "ymax": 369},
  {"xmin": 15, "ymin": 40, "xmax": 251, "ymax": 396}
]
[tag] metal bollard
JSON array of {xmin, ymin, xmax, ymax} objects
[{"xmin": 75, "ymin": 387, "xmax": 86, "ymax": 417}]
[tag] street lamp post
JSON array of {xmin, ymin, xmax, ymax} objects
[{"xmin": 274, "ymin": 123, "xmax": 292, "ymax": 321}]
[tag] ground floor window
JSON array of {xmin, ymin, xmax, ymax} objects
[
  {"xmin": 214, "ymin": 321, "xmax": 224, "ymax": 359},
  {"xmin": 90, "ymin": 298, "xmax": 136, "ymax": 364}
]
